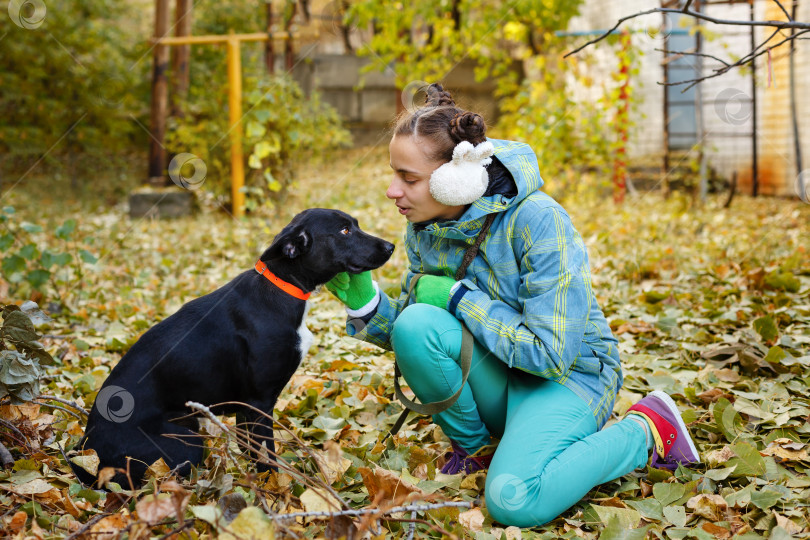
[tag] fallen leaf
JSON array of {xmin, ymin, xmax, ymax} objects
[
  {"xmin": 704, "ymin": 446, "xmax": 735, "ymax": 467},
  {"xmin": 686, "ymin": 494, "xmax": 728, "ymax": 521},
  {"xmin": 70, "ymin": 450, "xmax": 99, "ymax": 476},
  {"xmin": 773, "ymin": 512, "xmax": 802, "ymax": 535},
  {"xmin": 697, "ymin": 388, "xmax": 732, "ymax": 404},
  {"xmin": 220, "ymin": 506, "xmax": 276, "ymax": 540},
  {"xmin": 358, "ymin": 465, "xmax": 432, "ymax": 505},
  {"xmin": 97, "ymin": 467, "xmax": 117, "ymax": 488},
  {"xmin": 88, "ymin": 513, "xmax": 130, "ymax": 540},
  {"xmin": 8, "ymin": 510, "xmax": 27, "ymax": 531},
  {"xmin": 0, "ymin": 402, "xmax": 41, "ymax": 421},
  {"xmin": 1, "ymin": 478, "xmax": 56, "ymax": 495},
  {"xmin": 761, "ymin": 438, "xmax": 809, "ymax": 462},
  {"xmin": 662, "ymin": 505, "xmax": 688, "ymax": 528},
  {"xmin": 135, "ymin": 493, "xmax": 175, "ymax": 524},
  {"xmin": 702, "ymin": 521, "xmax": 731, "ymax": 539},
  {"xmin": 300, "ymin": 487, "xmax": 342, "ymax": 513},
  {"xmin": 592, "ymin": 505, "xmax": 642, "ymax": 529},
  {"xmin": 315, "ymin": 443, "xmax": 352, "ymax": 485},
  {"xmin": 146, "ymin": 457, "xmax": 170, "ymax": 478},
  {"xmin": 161, "ymin": 480, "xmax": 191, "ymax": 522},
  {"xmin": 458, "ymin": 507, "xmax": 485, "ymax": 532}
]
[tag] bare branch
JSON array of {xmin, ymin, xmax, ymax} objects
[
  {"xmin": 771, "ymin": 0, "xmax": 793, "ymax": 21},
  {"xmin": 662, "ymin": 28, "xmax": 810, "ymax": 90},
  {"xmin": 273, "ymin": 501, "xmax": 473, "ymax": 521},
  {"xmin": 564, "ymin": 7, "xmax": 810, "ymax": 59},
  {"xmin": 657, "ymin": 7, "xmax": 806, "ymax": 30},
  {"xmin": 35, "ymin": 394, "xmax": 89, "ymax": 417},
  {"xmin": 564, "ymin": 8, "xmax": 660, "ymax": 57},
  {"xmin": 656, "ymin": 48, "xmax": 731, "ymax": 67}
]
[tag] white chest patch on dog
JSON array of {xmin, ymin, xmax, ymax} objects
[{"xmin": 296, "ymin": 301, "xmax": 314, "ymax": 363}]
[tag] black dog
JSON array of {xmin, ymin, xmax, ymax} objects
[{"xmin": 73, "ymin": 209, "xmax": 394, "ymax": 487}]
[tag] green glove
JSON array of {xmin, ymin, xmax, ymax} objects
[
  {"xmin": 326, "ymin": 271, "xmax": 377, "ymax": 310},
  {"xmin": 415, "ymin": 275, "xmax": 457, "ymax": 309}
]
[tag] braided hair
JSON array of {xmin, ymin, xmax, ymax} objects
[{"xmin": 393, "ymin": 83, "xmax": 487, "ymax": 163}]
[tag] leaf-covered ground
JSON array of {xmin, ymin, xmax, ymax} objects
[{"xmin": 1, "ymin": 148, "xmax": 809, "ymax": 539}]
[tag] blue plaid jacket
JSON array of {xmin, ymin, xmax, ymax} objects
[{"xmin": 347, "ymin": 139, "xmax": 622, "ymax": 428}]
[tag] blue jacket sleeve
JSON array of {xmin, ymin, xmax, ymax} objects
[{"xmin": 345, "ymin": 230, "xmax": 421, "ymax": 349}]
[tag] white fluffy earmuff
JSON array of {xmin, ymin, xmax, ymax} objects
[{"xmin": 429, "ymin": 140, "xmax": 495, "ymax": 206}]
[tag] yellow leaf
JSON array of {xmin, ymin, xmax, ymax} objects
[
  {"xmin": 70, "ymin": 450, "xmax": 99, "ymax": 476},
  {"xmin": 316, "ymin": 442, "xmax": 352, "ymax": 485},
  {"xmin": 220, "ymin": 507, "xmax": 275, "ymax": 540},
  {"xmin": 1, "ymin": 478, "xmax": 56, "ymax": 495},
  {"xmin": 300, "ymin": 487, "xmax": 342, "ymax": 513},
  {"xmin": 146, "ymin": 458, "xmax": 170, "ymax": 478}
]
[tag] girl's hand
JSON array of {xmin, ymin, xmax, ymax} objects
[
  {"xmin": 415, "ymin": 275, "xmax": 457, "ymax": 309},
  {"xmin": 326, "ymin": 271, "xmax": 377, "ymax": 310}
]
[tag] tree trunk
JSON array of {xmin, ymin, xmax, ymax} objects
[{"xmin": 148, "ymin": 0, "xmax": 171, "ymax": 186}]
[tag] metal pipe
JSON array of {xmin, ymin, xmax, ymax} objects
[
  {"xmin": 750, "ymin": 0, "xmax": 759, "ymax": 196},
  {"xmin": 789, "ymin": 0, "xmax": 803, "ymax": 181},
  {"xmin": 154, "ymin": 31, "xmax": 294, "ymax": 45},
  {"xmin": 226, "ymin": 34, "xmax": 245, "ymax": 218}
]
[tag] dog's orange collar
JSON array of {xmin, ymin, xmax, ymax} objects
[{"xmin": 254, "ymin": 260, "xmax": 311, "ymax": 301}]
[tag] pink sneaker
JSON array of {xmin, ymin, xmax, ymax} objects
[
  {"xmin": 627, "ymin": 390, "xmax": 701, "ymax": 471},
  {"xmin": 440, "ymin": 441, "xmax": 495, "ymax": 474}
]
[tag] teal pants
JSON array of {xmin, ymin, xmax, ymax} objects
[{"xmin": 391, "ymin": 304, "xmax": 649, "ymax": 527}]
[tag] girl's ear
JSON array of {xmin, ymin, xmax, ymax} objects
[{"xmin": 264, "ymin": 229, "xmax": 312, "ymax": 260}]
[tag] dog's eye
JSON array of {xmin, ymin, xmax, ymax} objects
[{"xmin": 340, "ymin": 227, "xmax": 351, "ymax": 236}]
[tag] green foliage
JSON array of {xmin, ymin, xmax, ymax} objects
[
  {"xmin": 0, "ymin": 0, "xmax": 150, "ymax": 179},
  {"xmin": 0, "ymin": 304, "xmax": 55, "ymax": 404},
  {"xmin": 346, "ymin": 0, "xmax": 637, "ymax": 195},
  {"xmin": 159, "ymin": 0, "xmax": 349, "ymax": 210},
  {"xmin": 166, "ymin": 74, "xmax": 350, "ymax": 210},
  {"xmin": 243, "ymin": 76, "xmax": 352, "ymax": 209},
  {"xmin": 0, "ymin": 206, "xmax": 97, "ymax": 303}
]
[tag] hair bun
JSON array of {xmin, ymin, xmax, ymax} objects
[
  {"xmin": 425, "ymin": 83, "xmax": 455, "ymax": 107},
  {"xmin": 449, "ymin": 112, "xmax": 486, "ymax": 144}
]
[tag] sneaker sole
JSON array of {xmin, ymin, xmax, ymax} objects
[{"xmin": 649, "ymin": 390, "xmax": 701, "ymax": 464}]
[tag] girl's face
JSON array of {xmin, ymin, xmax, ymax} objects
[{"xmin": 387, "ymin": 135, "xmax": 466, "ymax": 223}]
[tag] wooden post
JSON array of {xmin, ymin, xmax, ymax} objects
[
  {"xmin": 171, "ymin": 0, "xmax": 192, "ymax": 118},
  {"xmin": 265, "ymin": 1, "xmax": 275, "ymax": 74},
  {"xmin": 284, "ymin": 1, "xmax": 297, "ymax": 71},
  {"xmin": 226, "ymin": 32, "xmax": 245, "ymax": 218},
  {"xmin": 148, "ymin": 0, "xmax": 171, "ymax": 186},
  {"xmin": 750, "ymin": 0, "xmax": 759, "ymax": 197}
]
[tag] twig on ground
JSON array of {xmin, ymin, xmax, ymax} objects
[
  {"xmin": 36, "ymin": 394, "xmax": 89, "ymax": 417},
  {"xmin": 157, "ymin": 518, "xmax": 196, "ymax": 540},
  {"xmin": 64, "ymin": 512, "xmax": 113, "ymax": 540},
  {"xmin": 0, "ymin": 417, "xmax": 32, "ymax": 448},
  {"xmin": 271, "ymin": 500, "xmax": 474, "ymax": 521}
]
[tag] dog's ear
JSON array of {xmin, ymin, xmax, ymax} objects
[{"xmin": 265, "ymin": 229, "xmax": 311, "ymax": 260}]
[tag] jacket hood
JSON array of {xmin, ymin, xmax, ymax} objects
[{"xmin": 412, "ymin": 138, "xmax": 544, "ymax": 239}]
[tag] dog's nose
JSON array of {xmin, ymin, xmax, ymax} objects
[{"xmin": 384, "ymin": 242, "xmax": 395, "ymax": 255}]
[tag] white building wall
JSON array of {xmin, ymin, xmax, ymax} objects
[
  {"xmin": 568, "ymin": 0, "xmax": 809, "ymax": 196},
  {"xmin": 697, "ymin": 1, "xmax": 756, "ymax": 187},
  {"xmin": 567, "ymin": 0, "xmax": 666, "ymax": 161}
]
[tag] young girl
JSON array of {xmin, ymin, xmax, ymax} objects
[{"xmin": 327, "ymin": 84, "xmax": 700, "ymax": 527}]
